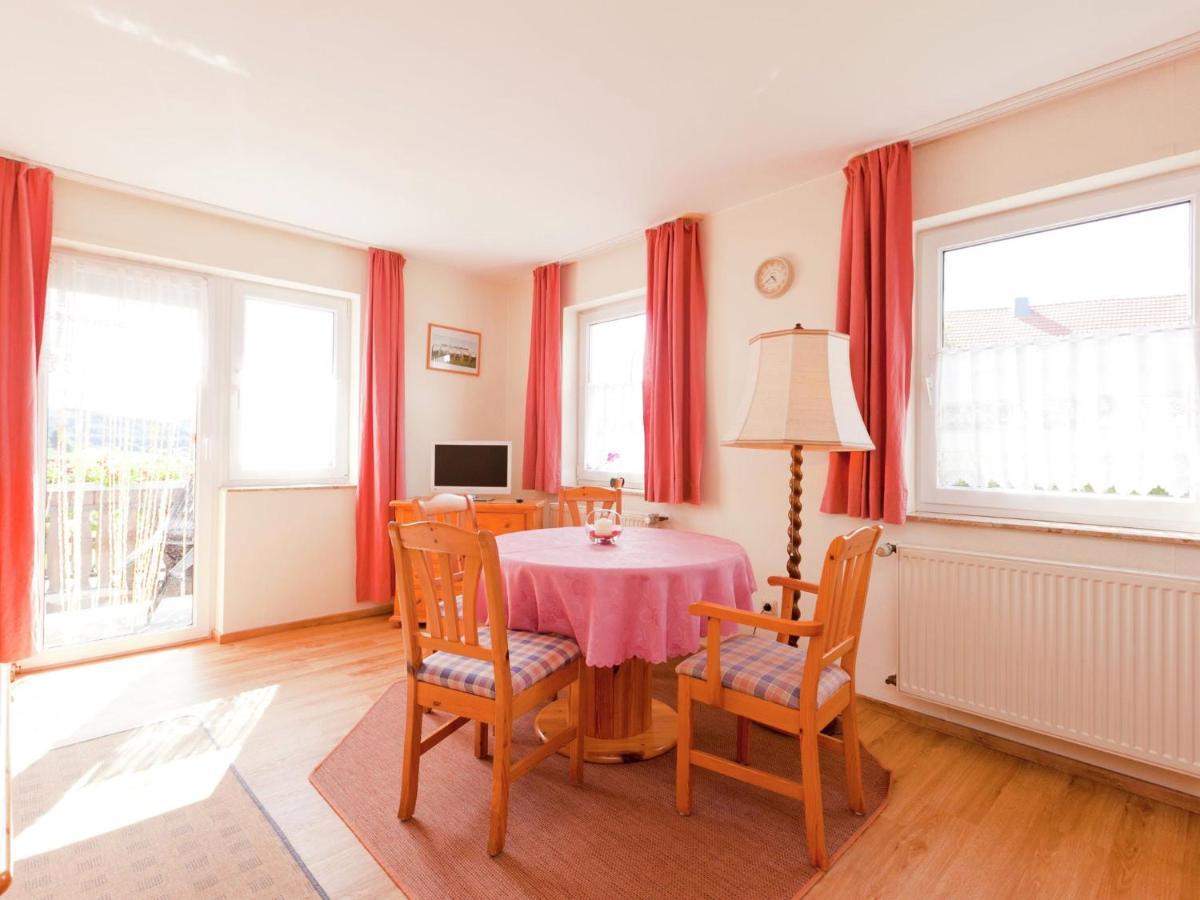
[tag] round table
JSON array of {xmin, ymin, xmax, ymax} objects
[{"xmin": 488, "ymin": 526, "xmax": 757, "ymax": 763}]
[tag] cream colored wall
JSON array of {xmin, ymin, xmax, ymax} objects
[
  {"xmin": 52, "ymin": 178, "xmax": 509, "ymax": 635},
  {"xmin": 913, "ymin": 50, "xmax": 1200, "ymax": 220},
  {"xmin": 501, "ymin": 51, "xmax": 1200, "ymax": 795},
  {"xmin": 405, "ymin": 268, "xmax": 511, "ymax": 497}
]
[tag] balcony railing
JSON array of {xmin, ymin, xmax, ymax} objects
[{"xmin": 43, "ymin": 481, "xmax": 194, "ymax": 620}]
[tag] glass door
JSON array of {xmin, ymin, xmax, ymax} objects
[{"xmin": 35, "ymin": 253, "xmax": 210, "ymax": 662}]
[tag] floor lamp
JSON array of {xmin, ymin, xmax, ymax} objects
[{"xmin": 723, "ymin": 326, "xmax": 874, "ymax": 608}]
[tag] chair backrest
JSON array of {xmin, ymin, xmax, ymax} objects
[
  {"xmin": 388, "ymin": 520, "xmax": 513, "ymax": 697},
  {"xmin": 414, "ymin": 492, "xmax": 479, "ymax": 530},
  {"xmin": 557, "ymin": 482, "xmax": 623, "ymax": 526},
  {"xmin": 799, "ymin": 525, "xmax": 881, "ymax": 705},
  {"xmin": 413, "ymin": 493, "xmax": 478, "ymax": 602}
]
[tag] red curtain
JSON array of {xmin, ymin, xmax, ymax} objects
[
  {"xmin": 521, "ymin": 263, "xmax": 562, "ymax": 492},
  {"xmin": 0, "ymin": 159, "xmax": 53, "ymax": 663},
  {"xmin": 355, "ymin": 248, "xmax": 406, "ymax": 604},
  {"xmin": 644, "ymin": 218, "xmax": 706, "ymax": 504},
  {"xmin": 820, "ymin": 141, "xmax": 914, "ymax": 525}
]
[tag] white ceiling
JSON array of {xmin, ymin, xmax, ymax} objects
[{"xmin": 3, "ymin": 2, "xmax": 1199, "ymax": 272}]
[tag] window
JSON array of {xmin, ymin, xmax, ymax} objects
[
  {"xmin": 577, "ymin": 299, "xmax": 646, "ymax": 488},
  {"xmin": 230, "ymin": 282, "xmax": 352, "ymax": 483},
  {"xmin": 916, "ymin": 171, "xmax": 1200, "ymax": 532}
]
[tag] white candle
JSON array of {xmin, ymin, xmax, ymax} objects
[{"xmin": 593, "ymin": 517, "xmax": 615, "ymax": 537}]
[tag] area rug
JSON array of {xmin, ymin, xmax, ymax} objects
[
  {"xmin": 9, "ymin": 716, "xmax": 325, "ymax": 899},
  {"xmin": 311, "ymin": 670, "xmax": 890, "ymax": 899}
]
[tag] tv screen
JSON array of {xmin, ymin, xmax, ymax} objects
[{"xmin": 432, "ymin": 442, "xmax": 511, "ymax": 494}]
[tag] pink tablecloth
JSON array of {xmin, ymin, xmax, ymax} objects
[{"xmin": 481, "ymin": 526, "xmax": 758, "ymax": 667}]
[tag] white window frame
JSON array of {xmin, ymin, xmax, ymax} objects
[
  {"xmin": 227, "ymin": 281, "xmax": 353, "ymax": 486},
  {"xmin": 914, "ymin": 168, "xmax": 1200, "ymax": 532},
  {"xmin": 576, "ymin": 295, "xmax": 647, "ymax": 490}
]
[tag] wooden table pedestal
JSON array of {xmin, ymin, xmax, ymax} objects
[{"xmin": 533, "ymin": 658, "xmax": 676, "ymax": 764}]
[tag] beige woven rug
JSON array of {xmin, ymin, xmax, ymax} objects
[
  {"xmin": 311, "ymin": 670, "xmax": 890, "ymax": 899},
  {"xmin": 9, "ymin": 716, "xmax": 324, "ymax": 899}
]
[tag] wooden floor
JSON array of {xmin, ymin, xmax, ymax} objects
[{"xmin": 11, "ymin": 617, "xmax": 1199, "ymax": 899}]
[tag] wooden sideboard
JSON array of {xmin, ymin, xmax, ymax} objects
[{"xmin": 388, "ymin": 498, "xmax": 545, "ymax": 626}]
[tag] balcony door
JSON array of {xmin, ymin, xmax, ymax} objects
[{"xmin": 33, "ymin": 253, "xmax": 212, "ymax": 665}]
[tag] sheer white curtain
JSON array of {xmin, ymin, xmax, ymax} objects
[
  {"xmin": 41, "ymin": 254, "xmax": 205, "ymax": 648},
  {"xmin": 936, "ymin": 326, "xmax": 1199, "ymax": 498},
  {"xmin": 581, "ymin": 312, "xmax": 645, "ymax": 479}
]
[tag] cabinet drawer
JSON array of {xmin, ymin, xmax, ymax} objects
[{"xmin": 481, "ymin": 512, "xmax": 527, "ymax": 533}]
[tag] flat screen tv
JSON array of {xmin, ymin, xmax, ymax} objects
[{"xmin": 431, "ymin": 441, "xmax": 512, "ymax": 495}]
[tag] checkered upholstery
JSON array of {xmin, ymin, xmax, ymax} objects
[
  {"xmin": 416, "ymin": 628, "xmax": 581, "ymax": 699},
  {"xmin": 675, "ymin": 634, "xmax": 850, "ymax": 708}
]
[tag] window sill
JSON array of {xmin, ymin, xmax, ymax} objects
[
  {"xmin": 223, "ymin": 483, "xmax": 355, "ymax": 492},
  {"xmin": 906, "ymin": 512, "xmax": 1200, "ymax": 547}
]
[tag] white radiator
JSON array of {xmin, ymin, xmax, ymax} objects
[{"xmin": 897, "ymin": 546, "xmax": 1200, "ymax": 776}]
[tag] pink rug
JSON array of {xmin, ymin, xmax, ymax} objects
[{"xmin": 311, "ymin": 672, "xmax": 890, "ymax": 899}]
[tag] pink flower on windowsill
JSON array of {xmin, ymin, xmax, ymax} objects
[{"xmin": 605, "ymin": 451, "xmax": 620, "ymax": 465}]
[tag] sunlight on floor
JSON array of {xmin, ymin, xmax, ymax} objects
[{"xmin": 13, "ymin": 683, "xmax": 277, "ymax": 857}]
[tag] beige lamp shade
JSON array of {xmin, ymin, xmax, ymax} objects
[{"xmin": 723, "ymin": 327, "xmax": 874, "ymax": 451}]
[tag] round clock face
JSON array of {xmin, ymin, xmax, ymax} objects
[{"xmin": 755, "ymin": 257, "xmax": 792, "ymax": 297}]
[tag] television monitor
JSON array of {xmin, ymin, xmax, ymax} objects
[{"xmin": 431, "ymin": 441, "xmax": 512, "ymax": 495}]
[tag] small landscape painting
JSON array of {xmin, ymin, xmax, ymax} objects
[{"xmin": 427, "ymin": 323, "xmax": 481, "ymax": 376}]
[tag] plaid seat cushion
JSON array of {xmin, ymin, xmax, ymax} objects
[
  {"xmin": 416, "ymin": 628, "xmax": 580, "ymax": 699},
  {"xmin": 675, "ymin": 634, "xmax": 850, "ymax": 709}
]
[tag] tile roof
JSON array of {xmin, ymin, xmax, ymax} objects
[{"xmin": 943, "ymin": 295, "xmax": 1190, "ymax": 349}]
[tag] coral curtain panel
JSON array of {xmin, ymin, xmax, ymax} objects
[
  {"xmin": 644, "ymin": 218, "xmax": 706, "ymax": 504},
  {"xmin": 521, "ymin": 263, "xmax": 562, "ymax": 492},
  {"xmin": 355, "ymin": 249, "xmax": 406, "ymax": 604},
  {"xmin": 0, "ymin": 159, "xmax": 53, "ymax": 663},
  {"xmin": 820, "ymin": 141, "xmax": 914, "ymax": 525}
]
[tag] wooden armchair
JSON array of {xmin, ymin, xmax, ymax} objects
[
  {"xmin": 388, "ymin": 520, "xmax": 585, "ymax": 856},
  {"xmin": 557, "ymin": 480, "xmax": 623, "ymax": 526},
  {"xmin": 674, "ymin": 525, "xmax": 882, "ymax": 869}
]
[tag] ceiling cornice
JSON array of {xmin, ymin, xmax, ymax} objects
[{"xmin": 901, "ymin": 31, "xmax": 1200, "ymax": 148}]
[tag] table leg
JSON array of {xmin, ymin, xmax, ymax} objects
[{"xmin": 534, "ymin": 658, "xmax": 677, "ymax": 764}]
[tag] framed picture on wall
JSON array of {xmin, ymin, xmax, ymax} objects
[{"xmin": 426, "ymin": 322, "xmax": 482, "ymax": 376}]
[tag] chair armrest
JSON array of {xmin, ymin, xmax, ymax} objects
[
  {"xmin": 689, "ymin": 601, "xmax": 823, "ymax": 638},
  {"xmin": 767, "ymin": 575, "xmax": 821, "ymax": 595}
]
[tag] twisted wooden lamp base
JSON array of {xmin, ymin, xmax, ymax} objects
[
  {"xmin": 787, "ymin": 444, "xmax": 803, "ymax": 580},
  {"xmin": 785, "ymin": 445, "xmax": 804, "ymax": 646}
]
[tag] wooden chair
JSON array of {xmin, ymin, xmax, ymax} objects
[
  {"xmin": 557, "ymin": 480, "xmax": 623, "ymax": 526},
  {"xmin": 388, "ymin": 520, "xmax": 586, "ymax": 856},
  {"xmin": 410, "ymin": 493, "xmax": 479, "ymax": 623},
  {"xmin": 674, "ymin": 525, "xmax": 882, "ymax": 869},
  {"xmin": 414, "ymin": 492, "xmax": 478, "ymax": 530}
]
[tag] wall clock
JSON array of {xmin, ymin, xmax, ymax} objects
[{"xmin": 755, "ymin": 256, "xmax": 793, "ymax": 298}]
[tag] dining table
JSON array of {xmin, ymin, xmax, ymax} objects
[{"xmin": 483, "ymin": 525, "xmax": 758, "ymax": 763}]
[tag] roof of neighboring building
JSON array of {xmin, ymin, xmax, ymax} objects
[{"xmin": 943, "ymin": 295, "xmax": 1190, "ymax": 349}]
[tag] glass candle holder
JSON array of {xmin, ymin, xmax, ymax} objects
[{"xmin": 584, "ymin": 508, "xmax": 623, "ymax": 545}]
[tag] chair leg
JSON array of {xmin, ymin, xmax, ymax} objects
[
  {"xmin": 842, "ymin": 693, "xmax": 865, "ymax": 814},
  {"xmin": 800, "ymin": 729, "xmax": 827, "ymax": 869},
  {"xmin": 735, "ymin": 715, "xmax": 751, "ymax": 765},
  {"xmin": 398, "ymin": 679, "xmax": 423, "ymax": 821},
  {"xmin": 675, "ymin": 677, "xmax": 693, "ymax": 815},
  {"xmin": 474, "ymin": 720, "xmax": 489, "ymax": 759},
  {"xmin": 487, "ymin": 715, "xmax": 512, "ymax": 856},
  {"xmin": 568, "ymin": 662, "xmax": 585, "ymax": 785}
]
